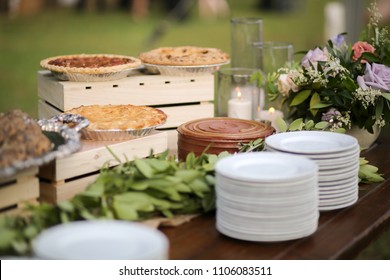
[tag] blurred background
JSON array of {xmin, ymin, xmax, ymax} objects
[{"xmin": 0, "ymin": 0, "xmax": 389, "ymax": 259}]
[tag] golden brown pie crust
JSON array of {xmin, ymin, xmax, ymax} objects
[
  {"xmin": 66, "ymin": 104, "xmax": 167, "ymax": 131},
  {"xmin": 139, "ymin": 46, "xmax": 230, "ymax": 66},
  {"xmin": 40, "ymin": 54, "xmax": 142, "ymax": 75}
]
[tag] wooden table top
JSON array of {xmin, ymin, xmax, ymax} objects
[{"xmin": 161, "ymin": 135, "xmax": 390, "ymax": 260}]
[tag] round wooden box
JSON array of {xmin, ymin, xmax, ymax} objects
[{"xmin": 177, "ymin": 117, "xmax": 275, "ymax": 160}]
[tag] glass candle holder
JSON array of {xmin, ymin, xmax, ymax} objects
[
  {"xmin": 230, "ymin": 17, "xmax": 263, "ymax": 69},
  {"xmin": 214, "ymin": 68, "xmax": 260, "ymax": 120},
  {"xmin": 252, "ymin": 42, "xmax": 293, "ymax": 131},
  {"xmin": 253, "ymin": 41, "xmax": 293, "ymax": 109}
]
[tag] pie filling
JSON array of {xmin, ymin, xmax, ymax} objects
[{"xmin": 48, "ymin": 56, "xmax": 134, "ymax": 68}]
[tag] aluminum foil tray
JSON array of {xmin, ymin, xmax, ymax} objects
[
  {"xmin": 0, "ymin": 114, "xmax": 89, "ymax": 178},
  {"xmin": 143, "ymin": 61, "xmax": 230, "ymax": 76},
  {"xmin": 51, "ymin": 68, "xmax": 140, "ymax": 82},
  {"xmin": 81, "ymin": 122, "xmax": 164, "ymax": 141}
]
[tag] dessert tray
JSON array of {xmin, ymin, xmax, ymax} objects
[
  {"xmin": 0, "ymin": 114, "xmax": 88, "ymax": 178},
  {"xmin": 40, "ymin": 54, "xmax": 142, "ymax": 82}
]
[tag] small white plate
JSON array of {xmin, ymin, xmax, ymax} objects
[
  {"xmin": 265, "ymin": 131, "xmax": 358, "ymax": 154},
  {"xmin": 215, "ymin": 152, "xmax": 317, "ymax": 183},
  {"xmin": 32, "ymin": 220, "xmax": 169, "ymax": 260}
]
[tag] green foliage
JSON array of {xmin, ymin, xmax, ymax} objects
[{"xmin": 0, "ymin": 151, "xmax": 227, "ymax": 256}]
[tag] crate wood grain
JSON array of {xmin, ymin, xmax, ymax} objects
[
  {"xmin": 0, "ymin": 167, "xmax": 39, "ymax": 214},
  {"xmin": 38, "ymin": 70, "xmax": 214, "ymax": 111},
  {"xmin": 39, "ymin": 131, "xmax": 168, "ymax": 182},
  {"xmin": 39, "ymin": 173, "xmax": 99, "ymax": 203}
]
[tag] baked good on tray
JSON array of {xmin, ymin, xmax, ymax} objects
[
  {"xmin": 139, "ymin": 46, "xmax": 230, "ymax": 66},
  {"xmin": 66, "ymin": 104, "xmax": 167, "ymax": 140},
  {"xmin": 40, "ymin": 54, "xmax": 142, "ymax": 82},
  {"xmin": 0, "ymin": 110, "xmax": 52, "ymax": 169}
]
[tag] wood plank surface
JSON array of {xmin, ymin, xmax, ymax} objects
[
  {"xmin": 161, "ymin": 135, "xmax": 390, "ymax": 260},
  {"xmin": 37, "ymin": 70, "xmax": 214, "ymax": 111}
]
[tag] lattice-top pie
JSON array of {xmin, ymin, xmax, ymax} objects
[
  {"xmin": 66, "ymin": 104, "xmax": 167, "ymax": 131},
  {"xmin": 139, "ymin": 46, "xmax": 230, "ymax": 66}
]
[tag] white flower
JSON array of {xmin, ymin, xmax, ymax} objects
[{"xmin": 277, "ymin": 74, "xmax": 298, "ymax": 96}]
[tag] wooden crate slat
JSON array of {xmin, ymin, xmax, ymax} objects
[
  {"xmin": 0, "ymin": 167, "xmax": 38, "ymax": 185},
  {"xmin": 39, "ymin": 131, "xmax": 168, "ymax": 181},
  {"xmin": 40, "ymin": 173, "xmax": 99, "ymax": 203},
  {"xmin": 38, "ymin": 70, "xmax": 214, "ymax": 111},
  {"xmin": 37, "ymin": 71, "xmax": 65, "ymax": 110},
  {"xmin": 0, "ymin": 177, "xmax": 39, "ymax": 209}
]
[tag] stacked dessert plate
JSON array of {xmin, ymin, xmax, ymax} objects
[
  {"xmin": 265, "ymin": 131, "xmax": 360, "ymax": 211},
  {"xmin": 215, "ymin": 152, "xmax": 319, "ymax": 242}
]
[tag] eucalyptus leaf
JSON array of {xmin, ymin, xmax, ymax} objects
[
  {"xmin": 288, "ymin": 118, "xmax": 304, "ymax": 131},
  {"xmin": 290, "ymin": 90, "xmax": 311, "ymax": 106},
  {"xmin": 309, "ymin": 92, "xmax": 321, "ymax": 116},
  {"xmin": 314, "ymin": 121, "xmax": 330, "ymax": 129},
  {"xmin": 134, "ymin": 158, "xmax": 154, "ymax": 178},
  {"xmin": 276, "ymin": 117, "xmax": 288, "ymax": 132}
]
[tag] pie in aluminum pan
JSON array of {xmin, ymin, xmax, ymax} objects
[
  {"xmin": 139, "ymin": 46, "xmax": 230, "ymax": 76},
  {"xmin": 66, "ymin": 104, "xmax": 167, "ymax": 141},
  {"xmin": 40, "ymin": 54, "xmax": 142, "ymax": 82}
]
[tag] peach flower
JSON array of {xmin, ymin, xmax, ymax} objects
[{"xmin": 352, "ymin": 41, "xmax": 375, "ymax": 63}]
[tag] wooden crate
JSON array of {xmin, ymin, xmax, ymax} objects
[
  {"xmin": 39, "ymin": 131, "xmax": 168, "ymax": 203},
  {"xmin": 37, "ymin": 70, "xmax": 215, "ymax": 151},
  {"xmin": 0, "ymin": 167, "xmax": 39, "ymax": 215}
]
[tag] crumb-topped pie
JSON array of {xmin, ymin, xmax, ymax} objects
[
  {"xmin": 40, "ymin": 54, "xmax": 142, "ymax": 82},
  {"xmin": 139, "ymin": 46, "xmax": 230, "ymax": 76},
  {"xmin": 139, "ymin": 46, "xmax": 230, "ymax": 66},
  {"xmin": 66, "ymin": 104, "xmax": 167, "ymax": 140}
]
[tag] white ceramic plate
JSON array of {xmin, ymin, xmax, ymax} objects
[
  {"xmin": 265, "ymin": 131, "xmax": 358, "ymax": 154},
  {"xmin": 32, "ymin": 220, "xmax": 169, "ymax": 260},
  {"xmin": 215, "ymin": 152, "xmax": 317, "ymax": 183}
]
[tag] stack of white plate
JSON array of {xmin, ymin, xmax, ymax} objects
[
  {"xmin": 32, "ymin": 220, "xmax": 169, "ymax": 260},
  {"xmin": 215, "ymin": 152, "xmax": 319, "ymax": 242},
  {"xmin": 265, "ymin": 131, "xmax": 360, "ymax": 211}
]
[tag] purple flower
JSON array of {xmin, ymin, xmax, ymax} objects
[
  {"xmin": 321, "ymin": 108, "xmax": 342, "ymax": 122},
  {"xmin": 358, "ymin": 63, "xmax": 390, "ymax": 91},
  {"xmin": 331, "ymin": 34, "xmax": 347, "ymax": 50},
  {"xmin": 301, "ymin": 47, "xmax": 329, "ymax": 69}
]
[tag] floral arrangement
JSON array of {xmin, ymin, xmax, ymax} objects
[{"xmin": 266, "ymin": 2, "xmax": 390, "ymax": 133}]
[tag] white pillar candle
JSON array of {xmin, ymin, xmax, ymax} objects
[
  {"xmin": 258, "ymin": 107, "xmax": 284, "ymax": 131},
  {"xmin": 228, "ymin": 90, "xmax": 252, "ymax": 120}
]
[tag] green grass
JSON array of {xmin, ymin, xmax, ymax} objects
[
  {"xmin": 0, "ymin": 0, "xmax": 332, "ymax": 117},
  {"xmin": 0, "ymin": 0, "xmax": 388, "ymax": 259}
]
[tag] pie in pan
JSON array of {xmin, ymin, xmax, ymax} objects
[
  {"xmin": 139, "ymin": 46, "xmax": 230, "ymax": 76},
  {"xmin": 66, "ymin": 104, "xmax": 167, "ymax": 140},
  {"xmin": 40, "ymin": 54, "xmax": 142, "ymax": 82},
  {"xmin": 139, "ymin": 46, "xmax": 230, "ymax": 66}
]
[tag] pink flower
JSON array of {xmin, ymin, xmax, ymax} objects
[{"xmin": 352, "ymin": 41, "xmax": 375, "ymax": 63}]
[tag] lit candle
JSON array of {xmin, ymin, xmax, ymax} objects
[
  {"xmin": 258, "ymin": 107, "xmax": 284, "ymax": 131},
  {"xmin": 228, "ymin": 87, "xmax": 252, "ymax": 119}
]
